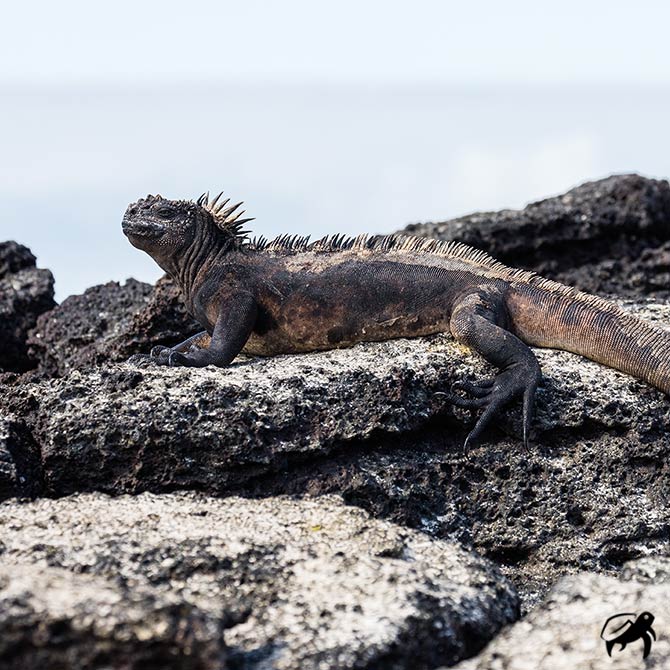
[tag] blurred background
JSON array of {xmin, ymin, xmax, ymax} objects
[{"xmin": 1, "ymin": 0, "xmax": 669, "ymax": 301}]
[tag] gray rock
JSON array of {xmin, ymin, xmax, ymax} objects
[
  {"xmin": 401, "ymin": 174, "xmax": 670, "ymax": 299},
  {"xmin": 3, "ymin": 303, "xmax": 670, "ymax": 611},
  {"xmin": 0, "ymin": 492, "xmax": 518, "ymax": 669},
  {"xmin": 0, "ymin": 564, "xmax": 224, "ymax": 670},
  {"xmin": 5, "ymin": 332, "xmax": 469, "ymax": 497},
  {"xmin": 452, "ymin": 559, "xmax": 670, "ymax": 669},
  {"xmin": 0, "ymin": 241, "xmax": 55, "ymax": 372},
  {"xmin": 27, "ymin": 275, "xmax": 200, "ymax": 378}
]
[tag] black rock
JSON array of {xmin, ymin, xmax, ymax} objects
[{"xmin": 0, "ymin": 241, "xmax": 55, "ymax": 372}]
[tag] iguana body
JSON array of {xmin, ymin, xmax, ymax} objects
[{"xmin": 122, "ymin": 192, "xmax": 670, "ymax": 447}]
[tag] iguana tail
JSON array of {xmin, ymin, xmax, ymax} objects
[{"xmin": 506, "ymin": 282, "xmax": 670, "ymax": 394}]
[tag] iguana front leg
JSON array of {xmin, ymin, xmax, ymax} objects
[
  {"xmin": 160, "ymin": 292, "xmax": 258, "ymax": 368},
  {"xmin": 448, "ymin": 288, "xmax": 542, "ymax": 449}
]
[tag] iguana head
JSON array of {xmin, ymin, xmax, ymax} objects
[
  {"xmin": 122, "ymin": 192, "xmax": 254, "ymax": 271},
  {"xmin": 122, "ymin": 194, "xmax": 201, "ymax": 254}
]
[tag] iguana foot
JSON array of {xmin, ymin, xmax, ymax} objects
[
  {"xmin": 166, "ymin": 348, "xmax": 213, "ymax": 367},
  {"xmin": 447, "ymin": 363, "xmax": 541, "ymax": 449},
  {"xmin": 148, "ymin": 345, "xmax": 173, "ymax": 366},
  {"xmin": 149, "ymin": 344, "xmax": 210, "ymax": 367}
]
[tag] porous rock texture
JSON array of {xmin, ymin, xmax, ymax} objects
[
  {"xmin": 27, "ymin": 274, "xmax": 200, "ymax": 377},
  {"xmin": 402, "ymin": 173, "xmax": 670, "ymax": 299},
  {"xmin": 0, "ymin": 241, "xmax": 55, "ymax": 372},
  {"xmin": 451, "ymin": 557, "xmax": 670, "ymax": 669},
  {"xmin": 3, "ymin": 302, "xmax": 670, "ymax": 615},
  {"xmin": 0, "ymin": 493, "xmax": 518, "ymax": 670},
  {"xmin": 0, "ymin": 413, "xmax": 40, "ymax": 499}
]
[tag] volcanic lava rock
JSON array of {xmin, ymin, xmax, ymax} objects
[
  {"xmin": 452, "ymin": 558, "xmax": 670, "ymax": 669},
  {"xmin": 0, "ymin": 413, "xmax": 40, "ymax": 499},
  {"xmin": 401, "ymin": 174, "xmax": 670, "ymax": 298},
  {"xmin": 0, "ymin": 241, "xmax": 55, "ymax": 372},
  {"xmin": 5, "ymin": 334, "xmax": 467, "ymax": 497},
  {"xmin": 3, "ymin": 303, "xmax": 670, "ymax": 613},
  {"xmin": 0, "ymin": 492, "xmax": 518, "ymax": 670},
  {"xmin": 27, "ymin": 275, "xmax": 200, "ymax": 377}
]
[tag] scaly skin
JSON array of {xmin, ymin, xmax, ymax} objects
[{"xmin": 122, "ymin": 192, "xmax": 670, "ymax": 448}]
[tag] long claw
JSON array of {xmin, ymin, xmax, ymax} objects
[{"xmin": 464, "ymin": 395, "xmax": 507, "ymax": 448}]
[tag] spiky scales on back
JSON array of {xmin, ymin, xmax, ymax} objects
[
  {"xmin": 248, "ymin": 227, "xmax": 627, "ymax": 319},
  {"xmin": 195, "ymin": 190, "xmax": 580, "ymax": 293},
  {"xmin": 197, "ymin": 191, "xmax": 255, "ymax": 239}
]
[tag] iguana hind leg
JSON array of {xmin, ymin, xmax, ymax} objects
[{"xmin": 448, "ymin": 288, "xmax": 542, "ymax": 449}]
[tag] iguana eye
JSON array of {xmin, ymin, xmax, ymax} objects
[{"xmin": 156, "ymin": 207, "xmax": 175, "ymax": 220}]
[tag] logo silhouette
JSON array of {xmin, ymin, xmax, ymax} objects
[{"xmin": 600, "ymin": 611, "xmax": 656, "ymax": 659}]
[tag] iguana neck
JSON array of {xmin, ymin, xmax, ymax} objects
[{"xmin": 159, "ymin": 226, "xmax": 226, "ymax": 298}]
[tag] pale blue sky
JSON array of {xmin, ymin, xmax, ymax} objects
[
  {"xmin": 1, "ymin": 0, "xmax": 669, "ymax": 85},
  {"xmin": 1, "ymin": 2, "xmax": 669, "ymax": 300}
]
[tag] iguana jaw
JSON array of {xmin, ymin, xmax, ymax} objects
[{"xmin": 122, "ymin": 218, "xmax": 165, "ymax": 242}]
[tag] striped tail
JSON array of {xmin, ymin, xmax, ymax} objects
[{"xmin": 506, "ymin": 282, "xmax": 670, "ymax": 394}]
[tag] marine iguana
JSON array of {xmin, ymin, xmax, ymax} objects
[{"xmin": 122, "ymin": 191, "xmax": 670, "ymax": 447}]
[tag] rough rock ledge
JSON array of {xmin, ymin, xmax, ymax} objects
[
  {"xmin": 2, "ymin": 302, "xmax": 669, "ymax": 615},
  {"xmin": 0, "ymin": 493, "xmax": 518, "ymax": 670}
]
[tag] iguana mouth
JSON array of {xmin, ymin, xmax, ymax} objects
[{"xmin": 121, "ymin": 221, "xmax": 164, "ymax": 239}]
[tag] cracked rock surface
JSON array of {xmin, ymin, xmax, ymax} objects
[{"xmin": 0, "ymin": 493, "xmax": 518, "ymax": 670}]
